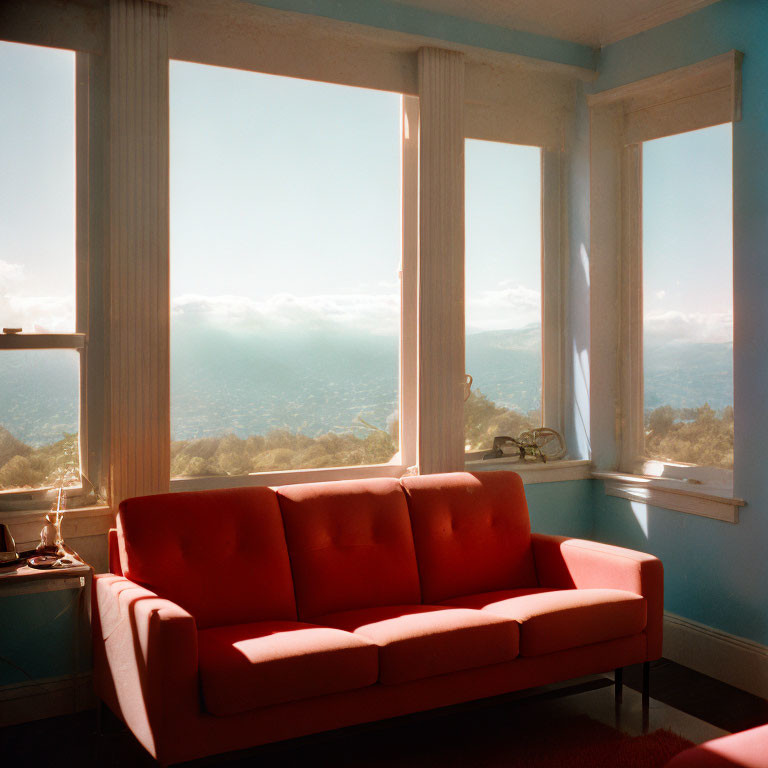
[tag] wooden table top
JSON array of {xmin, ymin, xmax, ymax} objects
[{"xmin": 0, "ymin": 546, "xmax": 90, "ymax": 586}]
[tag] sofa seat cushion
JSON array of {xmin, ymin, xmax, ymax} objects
[
  {"xmin": 441, "ymin": 588, "xmax": 646, "ymax": 657},
  {"xmin": 198, "ymin": 621, "xmax": 379, "ymax": 716},
  {"xmin": 316, "ymin": 605, "xmax": 519, "ymax": 685}
]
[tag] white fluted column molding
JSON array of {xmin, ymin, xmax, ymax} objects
[
  {"xmin": 107, "ymin": 0, "xmax": 170, "ymax": 506},
  {"xmin": 417, "ymin": 48, "xmax": 465, "ymax": 475}
]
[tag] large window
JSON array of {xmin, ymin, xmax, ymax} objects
[
  {"xmin": 464, "ymin": 139, "xmax": 543, "ymax": 453},
  {"xmin": 590, "ymin": 51, "xmax": 741, "ymax": 518},
  {"xmin": 0, "ymin": 42, "xmax": 83, "ymax": 500},
  {"xmin": 170, "ymin": 62, "xmax": 403, "ymax": 479},
  {"xmin": 642, "ymin": 124, "xmax": 733, "ymax": 473}
]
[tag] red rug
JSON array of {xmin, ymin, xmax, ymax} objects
[{"xmin": 498, "ymin": 716, "xmax": 695, "ymax": 767}]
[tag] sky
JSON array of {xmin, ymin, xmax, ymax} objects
[
  {"xmin": 643, "ymin": 123, "xmax": 733, "ymax": 345},
  {"xmin": 170, "ymin": 59, "xmax": 402, "ymax": 336},
  {"xmin": 465, "ymin": 138, "xmax": 541, "ymax": 334},
  {"xmin": 0, "ymin": 43, "xmax": 542, "ymax": 339},
  {"xmin": 170, "ymin": 60, "xmax": 542, "ymax": 337},
  {"xmin": 0, "ymin": 42, "xmax": 75, "ymax": 332},
  {"xmin": 0, "ymin": 40, "xmax": 733, "ymax": 346}
]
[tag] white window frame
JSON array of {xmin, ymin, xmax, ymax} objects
[
  {"xmin": 620, "ymin": 133, "xmax": 735, "ymax": 488},
  {"xmin": 169, "ymin": 83, "xmax": 418, "ymax": 493},
  {"xmin": 1, "ymin": 1, "xmax": 598, "ymax": 514},
  {"xmin": 588, "ymin": 51, "xmax": 745, "ymax": 521},
  {"xmin": 462, "ymin": 141, "xmax": 565, "ymax": 465},
  {"xmin": 0, "ymin": 50, "xmax": 101, "ymax": 514},
  {"xmin": 166, "ymin": 24, "xmax": 590, "ymax": 489}
]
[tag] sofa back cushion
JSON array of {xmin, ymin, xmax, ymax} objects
[
  {"xmin": 118, "ymin": 487, "xmax": 297, "ymax": 629},
  {"xmin": 401, "ymin": 471, "xmax": 538, "ymax": 603},
  {"xmin": 277, "ymin": 478, "xmax": 421, "ymax": 619}
]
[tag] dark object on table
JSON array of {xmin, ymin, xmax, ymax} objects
[
  {"xmin": 0, "ymin": 548, "xmax": 38, "ymax": 568},
  {"xmin": 0, "ymin": 523, "xmax": 19, "ymax": 564}
]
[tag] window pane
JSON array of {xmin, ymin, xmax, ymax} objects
[
  {"xmin": 0, "ymin": 350, "xmax": 80, "ymax": 491},
  {"xmin": 170, "ymin": 62, "xmax": 401, "ymax": 478},
  {"xmin": 0, "ymin": 42, "xmax": 76, "ymax": 333},
  {"xmin": 643, "ymin": 124, "xmax": 733, "ymax": 469},
  {"xmin": 464, "ymin": 139, "xmax": 542, "ymax": 452}
]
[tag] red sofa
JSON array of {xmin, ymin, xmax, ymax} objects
[
  {"xmin": 666, "ymin": 725, "xmax": 768, "ymax": 767},
  {"xmin": 93, "ymin": 471, "xmax": 663, "ymax": 765}
]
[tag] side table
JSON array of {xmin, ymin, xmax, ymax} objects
[{"xmin": 0, "ymin": 548, "xmax": 93, "ymax": 726}]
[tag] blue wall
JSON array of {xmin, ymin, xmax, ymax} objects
[
  {"xmin": 591, "ymin": 0, "xmax": 768, "ymax": 646},
  {"xmin": 526, "ymin": 480, "xmax": 595, "ymax": 539}
]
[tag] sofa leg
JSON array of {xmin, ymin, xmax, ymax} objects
[
  {"xmin": 614, "ymin": 667, "xmax": 623, "ymax": 704},
  {"xmin": 642, "ymin": 661, "xmax": 650, "ymax": 706}
]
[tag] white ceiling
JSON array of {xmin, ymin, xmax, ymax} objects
[{"xmin": 393, "ymin": 0, "xmax": 719, "ymax": 47}]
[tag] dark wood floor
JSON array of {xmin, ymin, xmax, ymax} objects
[
  {"xmin": 3, "ymin": 660, "xmax": 768, "ymax": 767},
  {"xmin": 624, "ymin": 658, "xmax": 768, "ymax": 734}
]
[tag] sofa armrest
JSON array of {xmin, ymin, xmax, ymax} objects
[
  {"xmin": 531, "ymin": 533, "xmax": 664, "ymax": 660},
  {"xmin": 93, "ymin": 574, "xmax": 199, "ymax": 764}
]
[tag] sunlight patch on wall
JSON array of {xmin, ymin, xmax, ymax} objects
[{"xmin": 630, "ymin": 501, "xmax": 649, "ymax": 538}]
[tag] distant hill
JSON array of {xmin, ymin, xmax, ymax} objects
[
  {"xmin": 0, "ymin": 350, "xmax": 80, "ymax": 448},
  {"xmin": 466, "ymin": 327, "xmax": 541, "ymax": 415},
  {"xmin": 644, "ymin": 340, "xmax": 732, "ymax": 410},
  {"xmin": 0, "ymin": 424, "xmax": 31, "ymax": 466},
  {"xmin": 171, "ymin": 326, "xmax": 399, "ymax": 440},
  {"xmin": 0, "ymin": 325, "xmax": 733, "ymax": 446}
]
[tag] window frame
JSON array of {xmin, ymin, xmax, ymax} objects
[
  {"xmin": 588, "ymin": 50, "xmax": 745, "ymax": 519},
  {"xmin": 167, "ymin": 79, "xmax": 418, "ymax": 492},
  {"xmin": 1, "ymin": 1, "xmax": 593, "ymax": 512},
  {"xmin": 620, "ymin": 131, "xmax": 734, "ymax": 488},
  {"xmin": 0, "ymin": 49, "xmax": 99, "ymax": 512},
  {"xmin": 462, "ymin": 140, "xmax": 566, "ymax": 464},
  {"xmin": 164, "ymin": 35, "xmax": 582, "ymax": 489}
]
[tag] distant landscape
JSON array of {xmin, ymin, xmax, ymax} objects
[{"xmin": 0, "ymin": 324, "xmax": 734, "ymax": 488}]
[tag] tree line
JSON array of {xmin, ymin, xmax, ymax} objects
[{"xmin": 0, "ymin": 395, "xmax": 733, "ymax": 489}]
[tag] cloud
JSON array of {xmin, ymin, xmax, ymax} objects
[
  {"xmin": 172, "ymin": 292, "xmax": 400, "ymax": 336},
  {"xmin": 466, "ymin": 283, "xmax": 541, "ymax": 332},
  {"xmin": 644, "ymin": 311, "xmax": 732, "ymax": 345},
  {"xmin": 0, "ymin": 260, "xmax": 23, "ymax": 288},
  {"xmin": 0, "ymin": 260, "xmax": 74, "ymax": 332}
]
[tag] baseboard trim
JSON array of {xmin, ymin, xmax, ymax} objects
[
  {"xmin": 664, "ymin": 612, "xmax": 768, "ymax": 700},
  {"xmin": 0, "ymin": 673, "xmax": 94, "ymax": 727}
]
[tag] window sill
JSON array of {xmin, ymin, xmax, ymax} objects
[
  {"xmin": 464, "ymin": 458, "xmax": 591, "ymax": 484},
  {"xmin": 593, "ymin": 471, "xmax": 745, "ymax": 523},
  {"xmin": 0, "ymin": 505, "xmax": 114, "ymax": 547}
]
